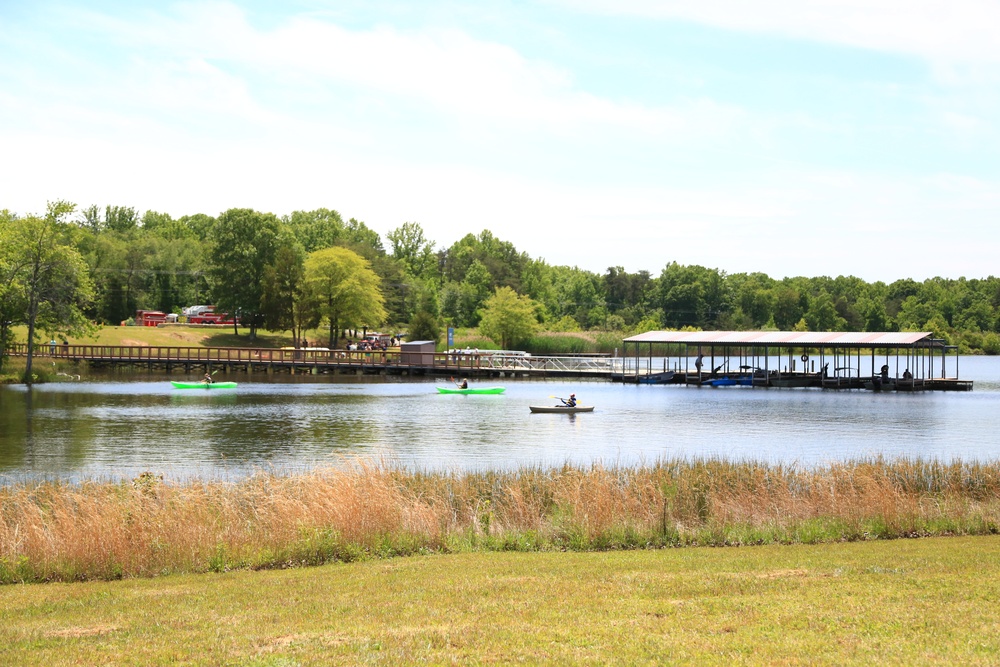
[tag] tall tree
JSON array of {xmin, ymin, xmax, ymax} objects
[
  {"xmin": 0, "ymin": 210, "xmax": 25, "ymax": 371},
  {"xmin": 7, "ymin": 202, "xmax": 93, "ymax": 383},
  {"xmin": 387, "ymin": 221, "xmax": 437, "ymax": 281},
  {"xmin": 285, "ymin": 208, "xmax": 346, "ymax": 253},
  {"xmin": 478, "ymin": 286, "xmax": 539, "ymax": 350},
  {"xmin": 261, "ymin": 240, "xmax": 311, "ymax": 345},
  {"xmin": 209, "ymin": 208, "xmax": 282, "ymax": 339},
  {"xmin": 304, "ymin": 246, "xmax": 387, "ymax": 348}
]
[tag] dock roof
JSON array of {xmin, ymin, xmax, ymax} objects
[{"xmin": 623, "ymin": 331, "xmax": 938, "ymax": 348}]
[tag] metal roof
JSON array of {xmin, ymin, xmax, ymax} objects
[{"xmin": 623, "ymin": 331, "xmax": 937, "ymax": 348}]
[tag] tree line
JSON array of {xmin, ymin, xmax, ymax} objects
[{"xmin": 4, "ymin": 201, "xmax": 1000, "ymax": 381}]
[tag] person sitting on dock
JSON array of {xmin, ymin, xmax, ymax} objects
[
  {"xmin": 561, "ymin": 393, "xmax": 577, "ymax": 408},
  {"xmin": 903, "ymin": 368, "xmax": 913, "ymax": 380},
  {"xmin": 880, "ymin": 364, "xmax": 890, "ymax": 380}
]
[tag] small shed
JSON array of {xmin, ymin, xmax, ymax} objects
[{"xmin": 400, "ymin": 340, "xmax": 436, "ymax": 366}]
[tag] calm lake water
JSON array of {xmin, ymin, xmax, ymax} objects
[{"xmin": 2, "ymin": 356, "xmax": 999, "ymax": 482}]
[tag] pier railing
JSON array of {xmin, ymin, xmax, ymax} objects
[{"xmin": 8, "ymin": 344, "xmax": 624, "ymax": 375}]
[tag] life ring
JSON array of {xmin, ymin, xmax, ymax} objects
[{"xmin": 800, "ymin": 354, "xmax": 809, "ymax": 362}]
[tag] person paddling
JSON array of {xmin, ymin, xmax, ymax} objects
[
  {"xmin": 203, "ymin": 372, "xmax": 214, "ymax": 384},
  {"xmin": 560, "ymin": 393, "xmax": 577, "ymax": 408},
  {"xmin": 457, "ymin": 378, "xmax": 469, "ymax": 389}
]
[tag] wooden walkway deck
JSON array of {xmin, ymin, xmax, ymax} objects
[
  {"xmin": 12, "ymin": 344, "xmax": 973, "ymax": 390},
  {"xmin": 11, "ymin": 344, "xmax": 620, "ymax": 380}
]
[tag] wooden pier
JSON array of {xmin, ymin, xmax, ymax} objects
[
  {"xmin": 11, "ymin": 344, "xmax": 620, "ymax": 380},
  {"xmin": 12, "ymin": 330, "xmax": 974, "ymax": 392}
]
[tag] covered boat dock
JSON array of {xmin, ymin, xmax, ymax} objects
[{"xmin": 620, "ymin": 331, "xmax": 971, "ymax": 391}]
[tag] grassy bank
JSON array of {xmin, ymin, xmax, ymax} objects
[
  {"xmin": 3, "ymin": 458, "xmax": 1000, "ymax": 584},
  {"xmin": 4, "ymin": 324, "xmax": 619, "ymax": 358},
  {"xmin": 2, "ymin": 538, "xmax": 1000, "ymax": 665}
]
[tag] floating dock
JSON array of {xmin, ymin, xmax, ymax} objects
[{"xmin": 620, "ymin": 330, "xmax": 971, "ymax": 391}]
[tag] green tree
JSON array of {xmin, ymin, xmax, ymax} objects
[
  {"xmin": 442, "ymin": 230, "xmax": 528, "ymax": 291},
  {"xmin": 407, "ymin": 310, "xmax": 441, "ymax": 344},
  {"xmin": 478, "ymin": 286, "xmax": 539, "ymax": 350},
  {"xmin": 387, "ymin": 221, "xmax": 437, "ymax": 281},
  {"xmin": 304, "ymin": 247, "xmax": 387, "ymax": 348},
  {"xmin": 657, "ymin": 263, "xmax": 727, "ymax": 328},
  {"xmin": 177, "ymin": 213, "xmax": 216, "ymax": 241},
  {"xmin": 0, "ymin": 210, "xmax": 25, "ymax": 370},
  {"xmin": 6, "ymin": 202, "xmax": 93, "ymax": 383},
  {"xmin": 261, "ymin": 240, "xmax": 310, "ymax": 345},
  {"xmin": 209, "ymin": 208, "xmax": 282, "ymax": 339},
  {"xmin": 285, "ymin": 208, "xmax": 346, "ymax": 253},
  {"xmin": 803, "ymin": 292, "xmax": 848, "ymax": 332},
  {"xmin": 344, "ymin": 218, "xmax": 384, "ymax": 253},
  {"xmin": 104, "ymin": 205, "xmax": 139, "ymax": 234}
]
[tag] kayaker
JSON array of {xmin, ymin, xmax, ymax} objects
[
  {"xmin": 561, "ymin": 393, "xmax": 577, "ymax": 408},
  {"xmin": 203, "ymin": 372, "xmax": 214, "ymax": 384},
  {"xmin": 459, "ymin": 378, "xmax": 469, "ymax": 389}
]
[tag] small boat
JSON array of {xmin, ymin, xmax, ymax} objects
[
  {"xmin": 638, "ymin": 371, "xmax": 675, "ymax": 385},
  {"xmin": 436, "ymin": 386, "xmax": 506, "ymax": 395},
  {"xmin": 171, "ymin": 381, "xmax": 238, "ymax": 389},
  {"xmin": 708, "ymin": 377, "xmax": 752, "ymax": 387},
  {"xmin": 529, "ymin": 405, "xmax": 595, "ymax": 414}
]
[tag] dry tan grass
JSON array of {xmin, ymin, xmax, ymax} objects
[{"xmin": 3, "ymin": 457, "xmax": 1000, "ymax": 582}]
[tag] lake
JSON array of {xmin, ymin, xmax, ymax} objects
[{"xmin": 1, "ymin": 356, "xmax": 999, "ymax": 482}]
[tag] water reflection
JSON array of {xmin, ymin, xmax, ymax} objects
[{"xmin": 0, "ymin": 356, "xmax": 998, "ymax": 483}]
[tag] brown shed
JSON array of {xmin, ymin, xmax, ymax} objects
[{"xmin": 400, "ymin": 341, "xmax": 436, "ymax": 366}]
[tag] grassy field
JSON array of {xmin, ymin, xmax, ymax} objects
[
  {"xmin": 2, "ymin": 537, "xmax": 999, "ymax": 665},
  {"xmin": 58, "ymin": 325, "xmax": 304, "ymax": 349},
  {"xmin": 7, "ymin": 324, "xmax": 611, "ymax": 353}
]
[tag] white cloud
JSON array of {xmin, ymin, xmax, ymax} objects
[
  {"xmin": 559, "ymin": 0, "xmax": 1000, "ymax": 66},
  {"xmin": 63, "ymin": 2, "xmax": 744, "ymax": 140}
]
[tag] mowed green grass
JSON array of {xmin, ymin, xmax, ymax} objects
[{"xmin": 3, "ymin": 537, "xmax": 999, "ymax": 666}]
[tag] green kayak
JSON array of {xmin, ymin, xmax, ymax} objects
[
  {"xmin": 436, "ymin": 386, "xmax": 505, "ymax": 395},
  {"xmin": 171, "ymin": 381, "xmax": 238, "ymax": 389}
]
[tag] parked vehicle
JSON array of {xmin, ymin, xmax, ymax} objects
[{"xmin": 188, "ymin": 309, "xmax": 237, "ymax": 325}]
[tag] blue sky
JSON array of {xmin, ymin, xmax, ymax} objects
[{"xmin": 2, "ymin": 1, "xmax": 998, "ymax": 282}]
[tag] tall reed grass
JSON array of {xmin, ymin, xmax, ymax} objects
[{"xmin": 2, "ymin": 457, "xmax": 999, "ymax": 583}]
